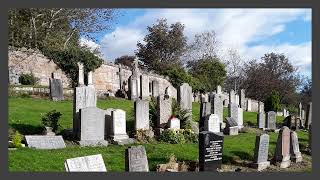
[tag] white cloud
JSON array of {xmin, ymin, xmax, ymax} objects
[{"xmin": 79, "ymin": 37, "xmax": 101, "ymax": 52}]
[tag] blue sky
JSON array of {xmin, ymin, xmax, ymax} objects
[{"xmin": 80, "ymin": 8, "xmax": 311, "ymax": 77}]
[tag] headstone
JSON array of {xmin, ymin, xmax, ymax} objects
[
  {"xmin": 238, "ymin": 107, "xmax": 243, "ymax": 129},
  {"xmin": 301, "ymin": 110, "xmax": 305, "ymax": 121},
  {"xmin": 134, "ymin": 100, "xmax": 150, "ymax": 130},
  {"xmin": 168, "ymin": 118, "xmax": 180, "ymax": 130},
  {"xmin": 129, "ymin": 75, "xmax": 139, "ymax": 100},
  {"xmin": 87, "ymin": 71, "xmax": 93, "ymax": 87},
  {"xmin": 266, "ymin": 111, "xmax": 276, "ymax": 130},
  {"xmin": 73, "ymin": 86, "xmax": 97, "ymax": 138},
  {"xmin": 283, "ymin": 109, "xmax": 287, "ymax": 117},
  {"xmin": 239, "ymin": 89, "xmax": 246, "ymax": 109},
  {"xmin": 216, "ymin": 85, "xmax": 222, "ymax": 94},
  {"xmin": 253, "ymin": 133, "xmax": 270, "ymax": 171},
  {"xmin": 105, "ymin": 108, "xmax": 115, "ymax": 139},
  {"xmin": 140, "ymin": 74, "xmax": 149, "ymax": 100},
  {"xmin": 246, "ymin": 99, "xmax": 251, "ymax": 112},
  {"xmin": 25, "ymin": 135, "xmax": 66, "ymax": 149},
  {"xmin": 306, "ymin": 102, "xmax": 312, "ymax": 129},
  {"xmin": 49, "ymin": 78, "xmax": 64, "ymax": 101},
  {"xmin": 157, "ymin": 95, "xmax": 172, "ymax": 127},
  {"xmin": 204, "ymin": 114, "xmax": 220, "ymax": 133},
  {"xmin": 125, "ymin": 145, "xmax": 149, "ymax": 172},
  {"xmin": 257, "ymin": 112, "xmax": 266, "ymax": 128},
  {"xmin": 258, "ymin": 101, "xmax": 264, "ymax": 113},
  {"xmin": 77, "ymin": 62, "xmax": 85, "ymax": 86},
  {"xmin": 199, "ymin": 131, "xmax": 224, "ymax": 171},
  {"xmin": 224, "ymin": 117, "xmax": 238, "ymax": 135},
  {"xmin": 200, "ymin": 102, "xmax": 211, "ymax": 130},
  {"xmin": 290, "ymin": 131, "xmax": 302, "ymax": 163},
  {"xmin": 274, "ymin": 126, "xmax": 291, "ymax": 168},
  {"xmin": 178, "ymin": 83, "xmax": 192, "ymax": 112},
  {"xmin": 223, "ymin": 99, "xmax": 229, "ymax": 107},
  {"xmin": 65, "ymin": 154, "xmax": 107, "ymax": 172},
  {"xmin": 235, "ymin": 94, "xmax": 240, "ymax": 106},
  {"xmin": 228, "ymin": 103, "xmax": 239, "ymax": 126},
  {"xmin": 151, "ymin": 81, "xmax": 159, "ymax": 97},
  {"xmin": 211, "ymin": 94, "xmax": 224, "ymax": 124},
  {"xmin": 229, "ymin": 89, "xmax": 235, "ymax": 104},
  {"xmin": 78, "ymin": 107, "xmax": 108, "ymax": 146},
  {"xmin": 109, "ymin": 109, "xmax": 133, "ymax": 145}
]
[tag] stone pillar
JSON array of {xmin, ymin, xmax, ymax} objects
[
  {"xmin": 87, "ymin": 71, "xmax": 93, "ymax": 87},
  {"xmin": 77, "ymin": 62, "xmax": 85, "ymax": 86}
]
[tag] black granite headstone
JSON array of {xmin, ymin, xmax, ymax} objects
[
  {"xmin": 49, "ymin": 78, "xmax": 64, "ymax": 101},
  {"xmin": 199, "ymin": 131, "xmax": 224, "ymax": 171}
]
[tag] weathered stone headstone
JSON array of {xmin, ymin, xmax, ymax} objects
[
  {"xmin": 228, "ymin": 103, "xmax": 239, "ymax": 126},
  {"xmin": 157, "ymin": 95, "xmax": 172, "ymax": 128},
  {"xmin": 239, "ymin": 89, "xmax": 246, "ymax": 109},
  {"xmin": 110, "ymin": 109, "xmax": 134, "ymax": 145},
  {"xmin": 224, "ymin": 117, "xmax": 238, "ymax": 135},
  {"xmin": 199, "ymin": 131, "xmax": 224, "ymax": 171},
  {"xmin": 151, "ymin": 80, "xmax": 159, "ymax": 97},
  {"xmin": 266, "ymin": 111, "xmax": 276, "ymax": 130},
  {"xmin": 258, "ymin": 101, "xmax": 264, "ymax": 113},
  {"xmin": 235, "ymin": 94, "xmax": 240, "ymax": 106},
  {"xmin": 79, "ymin": 107, "xmax": 108, "ymax": 146},
  {"xmin": 178, "ymin": 83, "xmax": 192, "ymax": 112},
  {"xmin": 125, "ymin": 145, "xmax": 149, "ymax": 172},
  {"xmin": 49, "ymin": 77, "xmax": 64, "ymax": 101},
  {"xmin": 134, "ymin": 100, "xmax": 149, "ymax": 130},
  {"xmin": 129, "ymin": 75, "xmax": 139, "ymax": 100},
  {"xmin": 65, "ymin": 154, "xmax": 107, "ymax": 172},
  {"xmin": 25, "ymin": 135, "xmax": 66, "ymax": 149},
  {"xmin": 238, "ymin": 107, "xmax": 243, "ymax": 129},
  {"xmin": 140, "ymin": 74, "xmax": 149, "ymax": 100},
  {"xmin": 290, "ymin": 131, "xmax": 302, "ymax": 163},
  {"xmin": 257, "ymin": 112, "xmax": 266, "ymax": 129},
  {"xmin": 204, "ymin": 114, "xmax": 220, "ymax": 133},
  {"xmin": 168, "ymin": 118, "xmax": 180, "ymax": 130},
  {"xmin": 306, "ymin": 102, "xmax": 312, "ymax": 129},
  {"xmin": 246, "ymin": 99, "xmax": 252, "ymax": 112},
  {"xmin": 274, "ymin": 126, "xmax": 291, "ymax": 168},
  {"xmin": 253, "ymin": 133, "xmax": 270, "ymax": 171},
  {"xmin": 211, "ymin": 94, "xmax": 223, "ymax": 124}
]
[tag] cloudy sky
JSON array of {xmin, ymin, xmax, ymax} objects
[{"xmin": 81, "ymin": 8, "xmax": 311, "ymax": 77}]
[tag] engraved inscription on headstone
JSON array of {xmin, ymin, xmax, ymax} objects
[
  {"xmin": 204, "ymin": 114, "xmax": 220, "ymax": 133},
  {"xmin": 25, "ymin": 135, "xmax": 66, "ymax": 149},
  {"xmin": 65, "ymin": 154, "xmax": 107, "ymax": 172},
  {"xmin": 125, "ymin": 145, "xmax": 149, "ymax": 172},
  {"xmin": 253, "ymin": 133, "xmax": 270, "ymax": 171}
]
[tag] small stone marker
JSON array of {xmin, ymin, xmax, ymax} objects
[
  {"xmin": 290, "ymin": 131, "xmax": 302, "ymax": 163},
  {"xmin": 274, "ymin": 126, "xmax": 291, "ymax": 168},
  {"xmin": 257, "ymin": 112, "xmax": 266, "ymax": 129},
  {"xmin": 65, "ymin": 154, "xmax": 107, "ymax": 172},
  {"xmin": 125, "ymin": 145, "xmax": 149, "ymax": 172},
  {"xmin": 157, "ymin": 95, "xmax": 172, "ymax": 127},
  {"xmin": 49, "ymin": 78, "xmax": 64, "ymax": 101},
  {"xmin": 134, "ymin": 99, "xmax": 150, "ymax": 130},
  {"xmin": 204, "ymin": 114, "xmax": 220, "ymax": 133},
  {"xmin": 225, "ymin": 117, "xmax": 238, "ymax": 135},
  {"xmin": 266, "ymin": 111, "xmax": 276, "ymax": 130},
  {"xmin": 199, "ymin": 131, "xmax": 224, "ymax": 171},
  {"xmin": 168, "ymin": 118, "xmax": 180, "ymax": 130},
  {"xmin": 25, "ymin": 135, "xmax": 66, "ymax": 149},
  {"xmin": 253, "ymin": 133, "xmax": 270, "ymax": 171}
]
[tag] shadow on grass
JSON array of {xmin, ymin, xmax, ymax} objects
[
  {"xmin": 223, "ymin": 151, "xmax": 253, "ymax": 167},
  {"xmin": 10, "ymin": 123, "xmax": 44, "ymax": 135}
]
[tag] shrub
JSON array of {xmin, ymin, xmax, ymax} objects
[
  {"xmin": 134, "ymin": 129, "xmax": 155, "ymax": 143},
  {"xmin": 12, "ymin": 131, "xmax": 23, "ymax": 148},
  {"xmin": 182, "ymin": 129, "xmax": 198, "ymax": 143},
  {"xmin": 159, "ymin": 129, "xmax": 185, "ymax": 144},
  {"xmin": 149, "ymin": 97, "xmax": 158, "ymax": 129},
  {"xmin": 41, "ymin": 110, "xmax": 62, "ymax": 132},
  {"xmin": 265, "ymin": 90, "xmax": 281, "ymax": 112},
  {"xmin": 19, "ymin": 73, "xmax": 39, "ymax": 85}
]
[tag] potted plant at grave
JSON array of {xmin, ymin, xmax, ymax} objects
[
  {"xmin": 9, "ymin": 131, "xmax": 24, "ymax": 150},
  {"xmin": 41, "ymin": 110, "xmax": 62, "ymax": 135}
]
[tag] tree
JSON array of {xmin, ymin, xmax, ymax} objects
[
  {"xmin": 224, "ymin": 49, "xmax": 244, "ymax": 92},
  {"xmin": 187, "ymin": 57, "xmax": 226, "ymax": 92},
  {"xmin": 265, "ymin": 90, "xmax": 281, "ymax": 112},
  {"xmin": 114, "ymin": 55, "xmax": 135, "ymax": 68},
  {"xmin": 300, "ymin": 77, "xmax": 312, "ymax": 107},
  {"xmin": 136, "ymin": 18, "xmax": 187, "ymax": 73},
  {"xmin": 243, "ymin": 53, "xmax": 301, "ymax": 105}
]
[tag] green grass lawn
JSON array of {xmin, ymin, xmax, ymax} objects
[{"xmin": 8, "ymin": 97, "xmax": 310, "ymax": 172}]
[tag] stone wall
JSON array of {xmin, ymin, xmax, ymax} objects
[{"xmin": 8, "ymin": 48, "xmax": 177, "ymax": 99}]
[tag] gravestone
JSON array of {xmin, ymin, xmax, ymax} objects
[
  {"xmin": 140, "ymin": 74, "xmax": 149, "ymax": 100},
  {"xmin": 257, "ymin": 112, "xmax": 266, "ymax": 129},
  {"xmin": 211, "ymin": 94, "xmax": 223, "ymax": 124},
  {"xmin": 199, "ymin": 131, "xmax": 224, "ymax": 171},
  {"xmin": 274, "ymin": 126, "xmax": 291, "ymax": 168},
  {"xmin": 290, "ymin": 131, "xmax": 302, "ymax": 163},
  {"xmin": 266, "ymin": 111, "xmax": 276, "ymax": 130},
  {"xmin": 125, "ymin": 145, "xmax": 149, "ymax": 172},
  {"xmin": 110, "ymin": 109, "xmax": 134, "ymax": 145},
  {"xmin": 253, "ymin": 133, "xmax": 270, "ymax": 171},
  {"xmin": 238, "ymin": 107, "xmax": 243, "ymax": 129},
  {"xmin": 25, "ymin": 135, "xmax": 66, "ymax": 149},
  {"xmin": 301, "ymin": 110, "xmax": 305, "ymax": 122},
  {"xmin": 216, "ymin": 85, "xmax": 222, "ymax": 94},
  {"xmin": 224, "ymin": 117, "xmax": 238, "ymax": 135},
  {"xmin": 129, "ymin": 75, "xmax": 139, "ymax": 100},
  {"xmin": 105, "ymin": 108, "xmax": 115, "ymax": 139},
  {"xmin": 229, "ymin": 90, "xmax": 235, "ymax": 104},
  {"xmin": 151, "ymin": 81, "xmax": 159, "ymax": 97},
  {"xmin": 77, "ymin": 62, "xmax": 85, "ymax": 86},
  {"xmin": 223, "ymin": 99, "xmax": 229, "ymax": 107},
  {"xmin": 49, "ymin": 77, "xmax": 64, "ymax": 101},
  {"xmin": 204, "ymin": 114, "xmax": 220, "ymax": 133},
  {"xmin": 228, "ymin": 103, "xmax": 239, "ymax": 126},
  {"xmin": 258, "ymin": 101, "xmax": 264, "ymax": 113},
  {"xmin": 157, "ymin": 95, "xmax": 172, "ymax": 128},
  {"xmin": 168, "ymin": 118, "xmax": 180, "ymax": 130},
  {"xmin": 239, "ymin": 89, "xmax": 246, "ymax": 109},
  {"xmin": 65, "ymin": 154, "xmax": 107, "ymax": 172},
  {"xmin": 79, "ymin": 107, "xmax": 108, "ymax": 146},
  {"xmin": 178, "ymin": 83, "xmax": 192, "ymax": 112},
  {"xmin": 235, "ymin": 94, "xmax": 240, "ymax": 106},
  {"xmin": 200, "ymin": 102, "xmax": 211, "ymax": 130},
  {"xmin": 246, "ymin": 99, "xmax": 251, "ymax": 112},
  {"xmin": 306, "ymin": 102, "xmax": 312, "ymax": 129},
  {"xmin": 134, "ymin": 100, "xmax": 149, "ymax": 130},
  {"xmin": 87, "ymin": 71, "xmax": 93, "ymax": 87}
]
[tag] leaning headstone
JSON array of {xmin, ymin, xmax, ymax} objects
[
  {"xmin": 65, "ymin": 154, "xmax": 107, "ymax": 172},
  {"xmin": 246, "ymin": 99, "xmax": 252, "ymax": 112},
  {"xmin": 25, "ymin": 135, "xmax": 66, "ymax": 149},
  {"xmin": 204, "ymin": 114, "xmax": 220, "ymax": 133},
  {"xmin": 257, "ymin": 112, "xmax": 266, "ymax": 129},
  {"xmin": 125, "ymin": 145, "xmax": 149, "ymax": 172},
  {"xmin": 110, "ymin": 109, "xmax": 134, "ymax": 145},
  {"xmin": 266, "ymin": 111, "xmax": 276, "ymax": 130},
  {"xmin": 274, "ymin": 126, "xmax": 291, "ymax": 168},
  {"xmin": 199, "ymin": 131, "xmax": 224, "ymax": 171},
  {"xmin": 168, "ymin": 118, "xmax": 180, "ymax": 130},
  {"xmin": 157, "ymin": 95, "xmax": 172, "ymax": 128},
  {"xmin": 134, "ymin": 100, "xmax": 149, "ymax": 130},
  {"xmin": 78, "ymin": 107, "xmax": 108, "ymax": 146},
  {"xmin": 211, "ymin": 94, "xmax": 224, "ymax": 124},
  {"xmin": 290, "ymin": 131, "xmax": 302, "ymax": 163},
  {"xmin": 140, "ymin": 74, "xmax": 149, "ymax": 100},
  {"xmin": 239, "ymin": 89, "xmax": 246, "ymax": 109},
  {"xmin": 253, "ymin": 133, "xmax": 270, "ymax": 171},
  {"xmin": 49, "ymin": 75, "xmax": 64, "ymax": 101},
  {"xmin": 224, "ymin": 117, "xmax": 238, "ymax": 135},
  {"xmin": 306, "ymin": 102, "xmax": 312, "ymax": 129},
  {"xmin": 178, "ymin": 83, "xmax": 192, "ymax": 112}
]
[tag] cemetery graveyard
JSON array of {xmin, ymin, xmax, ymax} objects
[{"xmin": 8, "ymin": 62, "xmax": 312, "ymax": 172}]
